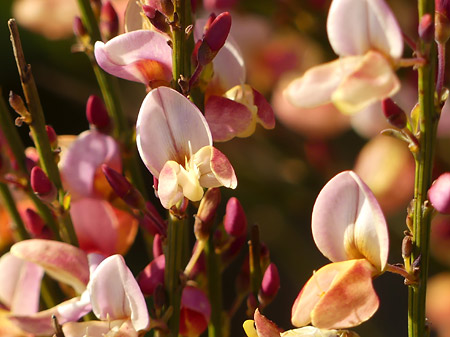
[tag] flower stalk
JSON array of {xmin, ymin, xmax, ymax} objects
[{"xmin": 408, "ymin": 1, "xmax": 439, "ymax": 337}]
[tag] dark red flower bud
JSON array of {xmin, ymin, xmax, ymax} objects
[
  {"xmin": 194, "ymin": 188, "xmax": 221, "ymax": 241},
  {"xmin": 45, "ymin": 125, "xmax": 58, "ymax": 149},
  {"xmin": 73, "ymin": 16, "xmax": 88, "ymax": 39},
  {"xmin": 419, "ymin": 14, "xmax": 434, "ymax": 43},
  {"xmin": 86, "ymin": 95, "xmax": 110, "ymax": 130},
  {"xmin": 102, "ymin": 164, "xmax": 145, "ymax": 209},
  {"xmin": 223, "ymin": 197, "xmax": 247, "ymax": 237},
  {"xmin": 138, "ymin": 254, "xmax": 165, "ymax": 296},
  {"xmin": 100, "ymin": 1, "xmax": 119, "ymax": 41},
  {"xmin": 23, "ymin": 208, "xmax": 50, "ymax": 238},
  {"xmin": 30, "ymin": 167, "xmax": 56, "ymax": 202},
  {"xmin": 153, "ymin": 233, "xmax": 164, "ymax": 258},
  {"xmin": 204, "ymin": 12, "xmax": 231, "ymax": 52},
  {"xmin": 382, "ymin": 98, "xmax": 407, "ymax": 129},
  {"xmin": 259, "ymin": 263, "xmax": 280, "ymax": 305}
]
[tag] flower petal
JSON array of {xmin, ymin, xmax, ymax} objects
[
  {"xmin": 59, "ymin": 131, "xmax": 121, "ymax": 199},
  {"xmin": 332, "ymin": 51, "xmax": 400, "ymax": 114},
  {"xmin": 327, "ymin": 0, "xmax": 403, "ymax": 59},
  {"xmin": 10, "ymin": 239, "xmax": 89, "ymax": 294},
  {"xmin": 194, "ymin": 146, "xmax": 237, "ymax": 189},
  {"xmin": 158, "ymin": 160, "xmax": 185, "ymax": 209},
  {"xmin": 312, "ymin": 171, "xmax": 389, "ymax": 271},
  {"xmin": 89, "ymin": 255, "xmax": 149, "ymax": 331},
  {"xmin": 205, "ymin": 95, "xmax": 253, "ymax": 142},
  {"xmin": 254, "ymin": 88, "xmax": 275, "ymax": 130},
  {"xmin": 284, "ymin": 56, "xmax": 360, "ymax": 108},
  {"xmin": 291, "ymin": 260, "xmax": 379, "ymax": 329},
  {"xmin": 254, "ymin": 309, "xmax": 281, "ymax": 337},
  {"xmin": 94, "ymin": 30, "xmax": 172, "ymax": 84},
  {"xmin": 136, "ymin": 87, "xmax": 212, "ymax": 176},
  {"xmin": 9, "ymin": 295, "xmax": 91, "ymax": 335},
  {"xmin": 0, "ymin": 253, "xmax": 43, "ymax": 315}
]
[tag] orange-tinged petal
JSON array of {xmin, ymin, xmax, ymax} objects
[
  {"xmin": 292, "ymin": 260, "xmax": 378, "ymax": 329},
  {"xmin": 332, "ymin": 51, "xmax": 400, "ymax": 114},
  {"xmin": 312, "ymin": 171, "xmax": 388, "ymax": 271}
]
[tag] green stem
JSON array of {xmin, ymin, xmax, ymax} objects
[
  {"xmin": 164, "ymin": 214, "xmax": 186, "ymax": 337},
  {"xmin": 8, "ymin": 19, "xmax": 78, "ymax": 246},
  {"xmin": 205, "ymin": 236, "xmax": 223, "ymax": 337},
  {"xmin": 0, "ymin": 183, "xmax": 29, "ymax": 240},
  {"xmin": 408, "ymin": 1, "xmax": 438, "ymax": 337}
]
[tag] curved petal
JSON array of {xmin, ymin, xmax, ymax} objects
[
  {"xmin": 10, "ymin": 240, "xmax": 89, "ymax": 294},
  {"xmin": 9, "ymin": 295, "xmax": 91, "ymax": 335},
  {"xmin": 70, "ymin": 198, "xmax": 124, "ymax": 256},
  {"xmin": 158, "ymin": 161, "xmax": 185, "ymax": 209},
  {"xmin": 136, "ymin": 87, "xmax": 212, "ymax": 176},
  {"xmin": 59, "ymin": 131, "xmax": 121, "ymax": 199},
  {"xmin": 89, "ymin": 255, "xmax": 149, "ymax": 331},
  {"xmin": 205, "ymin": 95, "xmax": 253, "ymax": 142},
  {"xmin": 332, "ymin": 51, "xmax": 400, "ymax": 114},
  {"xmin": 312, "ymin": 171, "xmax": 389, "ymax": 271},
  {"xmin": 291, "ymin": 260, "xmax": 379, "ymax": 329},
  {"xmin": 94, "ymin": 30, "xmax": 172, "ymax": 84},
  {"xmin": 0, "ymin": 253, "xmax": 43, "ymax": 315},
  {"xmin": 194, "ymin": 146, "xmax": 237, "ymax": 189},
  {"xmin": 254, "ymin": 309, "xmax": 281, "ymax": 337},
  {"xmin": 284, "ymin": 56, "xmax": 360, "ymax": 108},
  {"xmin": 327, "ymin": 0, "xmax": 403, "ymax": 59},
  {"xmin": 254, "ymin": 88, "xmax": 275, "ymax": 130}
]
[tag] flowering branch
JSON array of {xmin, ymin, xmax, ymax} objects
[{"xmin": 408, "ymin": 1, "xmax": 438, "ymax": 336}]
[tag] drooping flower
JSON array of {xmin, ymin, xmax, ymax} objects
[
  {"xmin": 291, "ymin": 171, "xmax": 389, "ymax": 329},
  {"xmin": 285, "ymin": 0, "xmax": 403, "ymax": 115},
  {"xmin": 136, "ymin": 86, "xmax": 237, "ymax": 209}
]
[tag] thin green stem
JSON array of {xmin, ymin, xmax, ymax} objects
[
  {"xmin": 164, "ymin": 214, "xmax": 186, "ymax": 337},
  {"xmin": 0, "ymin": 183, "xmax": 29, "ymax": 240},
  {"xmin": 205, "ymin": 236, "xmax": 223, "ymax": 337},
  {"xmin": 8, "ymin": 19, "xmax": 78, "ymax": 246},
  {"xmin": 408, "ymin": 1, "xmax": 438, "ymax": 337}
]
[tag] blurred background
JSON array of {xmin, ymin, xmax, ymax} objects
[{"xmin": 2, "ymin": 0, "xmax": 450, "ymax": 336}]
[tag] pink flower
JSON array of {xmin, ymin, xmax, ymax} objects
[
  {"xmin": 136, "ymin": 86, "xmax": 237, "ymax": 209},
  {"xmin": 292, "ymin": 171, "xmax": 389, "ymax": 329},
  {"xmin": 285, "ymin": 0, "xmax": 403, "ymax": 114}
]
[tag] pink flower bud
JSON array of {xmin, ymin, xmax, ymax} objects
[
  {"xmin": 203, "ymin": 12, "xmax": 231, "ymax": 52},
  {"xmin": 429, "ymin": 172, "xmax": 450, "ymax": 214},
  {"xmin": 223, "ymin": 197, "xmax": 247, "ymax": 237},
  {"xmin": 100, "ymin": 1, "xmax": 119, "ymax": 41},
  {"xmin": 73, "ymin": 16, "xmax": 88, "ymax": 38},
  {"xmin": 45, "ymin": 125, "xmax": 58, "ymax": 149},
  {"xmin": 194, "ymin": 188, "xmax": 221, "ymax": 241},
  {"xmin": 419, "ymin": 13, "xmax": 434, "ymax": 43},
  {"xmin": 259, "ymin": 263, "xmax": 280, "ymax": 305},
  {"xmin": 23, "ymin": 208, "xmax": 51, "ymax": 239},
  {"xmin": 153, "ymin": 233, "xmax": 164, "ymax": 258},
  {"xmin": 138, "ymin": 254, "xmax": 165, "ymax": 296},
  {"xmin": 382, "ymin": 98, "xmax": 407, "ymax": 129},
  {"xmin": 86, "ymin": 95, "xmax": 110, "ymax": 130},
  {"xmin": 30, "ymin": 167, "xmax": 56, "ymax": 201},
  {"xmin": 180, "ymin": 286, "xmax": 211, "ymax": 337},
  {"xmin": 102, "ymin": 164, "xmax": 145, "ymax": 209}
]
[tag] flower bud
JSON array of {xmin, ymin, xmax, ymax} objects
[
  {"xmin": 419, "ymin": 13, "xmax": 434, "ymax": 43},
  {"xmin": 102, "ymin": 164, "xmax": 145, "ymax": 209},
  {"xmin": 30, "ymin": 167, "xmax": 56, "ymax": 202},
  {"xmin": 148, "ymin": 10, "xmax": 171, "ymax": 34},
  {"xmin": 23, "ymin": 208, "xmax": 51, "ymax": 239},
  {"xmin": 86, "ymin": 95, "xmax": 111, "ymax": 130},
  {"xmin": 382, "ymin": 98, "xmax": 407, "ymax": 129},
  {"xmin": 197, "ymin": 12, "xmax": 231, "ymax": 66},
  {"xmin": 46, "ymin": 125, "xmax": 58, "ymax": 150},
  {"xmin": 9, "ymin": 91, "xmax": 31, "ymax": 125},
  {"xmin": 138, "ymin": 254, "xmax": 165, "ymax": 296},
  {"xmin": 223, "ymin": 197, "xmax": 247, "ymax": 237},
  {"xmin": 73, "ymin": 16, "xmax": 88, "ymax": 39},
  {"xmin": 221, "ymin": 234, "xmax": 246, "ymax": 266},
  {"xmin": 203, "ymin": 0, "xmax": 238, "ymax": 11},
  {"xmin": 194, "ymin": 188, "xmax": 221, "ymax": 241},
  {"xmin": 180, "ymin": 286, "xmax": 211, "ymax": 337},
  {"xmin": 100, "ymin": 1, "xmax": 119, "ymax": 41},
  {"xmin": 141, "ymin": 201, "xmax": 167, "ymax": 236},
  {"xmin": 429, "ymin": 172, "xmax": 450, "ymax": 214},
  {"xmin": 153, "ymin": 233, "xmax": 164, "ymax": 258},
  {"xmin": 436, "ymin": 0, "xmax": 450, "ymax": 44},
  {"xmin": 258, "ymin": 263, "xmax": 280, "ymax": 306},
  {"xmin": 402, "ymin": 235, "xmax": 413, "ymax": 259}
]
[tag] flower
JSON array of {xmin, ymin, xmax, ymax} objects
[
  {"xmin": 136, "ymin": 86, "xmax": 237, "ymax": 209},
  {"xmin": 291, "ymin": 171, "xmax": 389, "ymax": 329},
  {"xmin": 285, "ymin": 0, "xmax": 403, "ymax": 115}
]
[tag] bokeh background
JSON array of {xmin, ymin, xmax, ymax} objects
[{"xmin": 2, "ymin": 0, "xmax": 450, "ymax": 336}]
